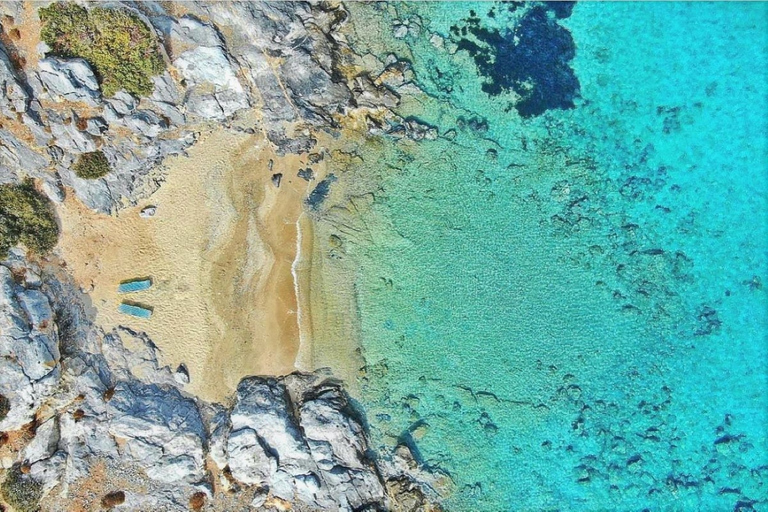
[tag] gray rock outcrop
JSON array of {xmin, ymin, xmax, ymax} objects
[
  {"xmin": 0, "ymin": 257, "xmax": 60, "ymax": 433},
  {"xmin": 35, "ymin": 57, "xmax": 101, "ymax": 106}
]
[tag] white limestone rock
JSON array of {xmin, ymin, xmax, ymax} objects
[
  {"xmin": 160, "ymin": 16, "xmax": 249, "ymax": 120},
  {"xmin": 226, "ymin": 427, "xmax": 277, "ymax": 485}
]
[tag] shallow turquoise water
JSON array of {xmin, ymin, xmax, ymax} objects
[{"xmin": 344, "ymin": 3, "xmax": 767, "ymax": 510}]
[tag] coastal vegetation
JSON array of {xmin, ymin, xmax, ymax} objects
[
  {"xmin": 39, "ymin": 3, "xmax": 165, "ymax": 97},
  {"xmin": 0, "ymin": 179, "xmax": 59, "ymax": 257},
  {"xmin": 73, "ymin": 150, "xmax": 111, "ymax": 179},
  {"xmin": 1, "ymin": 464, "xmax": 43, "ymax": 512},
  {"xmin": 0, "ymin": 394, "xmax": 9, "ymax": 421}
]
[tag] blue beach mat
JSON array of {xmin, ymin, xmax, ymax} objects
[{"xmin": 118, "ymin": 279, "xmax": 152, "ymax": 294}]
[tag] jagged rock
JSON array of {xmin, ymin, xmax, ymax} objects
[
  {"xmin": 57, "ymin": 161, "xmax": 112, "ymax": 210},
  {"xmin": 267, "ymin": 128, "xmax": 317, "ymax": 156},
  {"xmin": 0, "ymin": 129, "xmax": 50, "ymax": 179},
  {"xmin": 50, "ymin": 118, "xmax": 97, "ymax": 153},
  {"xmin": 149, "ymin": 72, "xmax": 186, "ymax": 125},
  {"xmin": 299, "ymin": 383, "xmax": 387, "ymax": 508},
  {"xmin": 23, "ymin": 416, "xmax": 60, "ymax": 466},
  {"xmin": 122, "ymin": 110, "xmax": 168, "ymax": 138},
  {"xmin": 226, "ymin": 426, "xmax": 277, "ymax": 485},
  {"xmin": 173, "ymin": 364, "xmax": 189, "ymax": 385},
  {"xmin": 81, "ymin": 116, "xmax": 106, "ymax": 137},
  {"xmin": 231, "ymin": 379, "xmax": 314, "ymax": 473},
  {"xmin": 366, "ymin": 111, "xmax": 438, "ymax": 142},
  {"xmin": 36, "ymin": 57, "xmax": 101, "ymax": 106},
  {"xmin": 353, "ymin": 75, "xmax": 400, "ymax": 109},
  {"xmin": 39, "ymin": 179, "xmax": 65, "ymax": 204},
  {"xmin": 105, "ymin": 91, "xmax": 137, "ymax": 116},
  {"xmin": 0, "ymin": 45, "xmax": 29, "ymax": 119},
  {"xmin": 0, "ymin": 265, "xmax": 60, "ymax": 432}
]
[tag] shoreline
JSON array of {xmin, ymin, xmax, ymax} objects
[{"xmin": 292, "ymin": 211, "xmax": 314, "ymax": 372}]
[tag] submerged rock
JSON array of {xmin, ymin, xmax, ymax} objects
[
  {"xmin": 298, "ymin": 167, "xmax": 315, "ymax": 181},
  {"xmin": 306, "ymin": 174, "xmax": 338, "ymax": 210},
  {"xmin": 450, "ymin": 4, "xmax": 580, "ymax": 117}
]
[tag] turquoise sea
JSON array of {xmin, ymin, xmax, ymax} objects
[{"xmin": 338, "ymin": 2, "xmax": 767, "ymax": 510}]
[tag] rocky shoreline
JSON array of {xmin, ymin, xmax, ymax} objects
[
  {"xmin": 1, "ymin": 251, "xmax": 442, "ymax": 511},
  {"xmin": 0, "ymin": 1, "xmax": 443, "ymax": 510}
]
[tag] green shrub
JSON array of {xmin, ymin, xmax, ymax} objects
[
  {"xmin": 0, "ymin": 179, "xmax": 59, "ymax": 258},
  {"xmin": 0, "ymin": 394, "xmax": 9, "ymax": 422},
  {"xmin": 72, "ymin": 151, "xmax": 110, "ymax": 179},
  {"xmin": 1, "ymin": 465, "xmax": 43, "ymax": 512},
  {"xmin": 39, "ymin": 3, "xmax": 165, "ymax": 97}
]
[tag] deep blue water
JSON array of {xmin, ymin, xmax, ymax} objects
[{"xmin": 341, "ymin": 3, "xmax": 768, "ymax": 509}]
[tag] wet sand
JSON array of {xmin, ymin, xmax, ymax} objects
[{"xmin": 56, "ymin": 128, "xmax": 320, "ymax": 402}]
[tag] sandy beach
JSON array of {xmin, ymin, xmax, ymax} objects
[{"xmin": 56, "ymin": 127, "xmax": 322, "ymax": 402}]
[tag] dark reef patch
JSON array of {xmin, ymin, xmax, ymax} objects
[
  {"xmin": 450, "ymin": 5, "xmax": 580, "ymax": 118},
  {"xmin": 306, "ymin": 174, "xmax": 337, "ymax": 210}
]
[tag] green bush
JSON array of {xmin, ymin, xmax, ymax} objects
[
  {"xmin": 0, "ymin": 179, "xmax": 59, "ymax": 258},
  {"xmin": 0, "ymin": 394, "xmax": 9, "ymax": 422},
  {"xmin": 39, "ymin": 3, "xmax": 165, "ymax": 97},
  {"xmin": 1, "ymin": 465, "xmax": 43, "ymax": 512},
  {"xmin": 73, "ymin": 151, "xmax": 110, "ymax": 179}
]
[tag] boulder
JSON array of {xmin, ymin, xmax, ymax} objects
[
  {"xmin": 159, "ymin": 16, "xmax": 249, "ymax": 120},
  {"xmin": 36, "ymin": 57, "xmax": 101, "ymax": 105},
  {"xmin": 226, "ymin": 427, "xmax": 277, "ymax": 485},
  {"xmin": 107, "ymin": 381, "xmax": 206, "ymax": 484}
]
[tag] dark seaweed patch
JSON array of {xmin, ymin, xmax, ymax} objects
[
  {"xmin": 452, "ymin": 5, "xmax": 580, "ymax": 118},
  {"xmin": 306, "ymin": 174, "xmax": 337, "ymax": 210}
]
